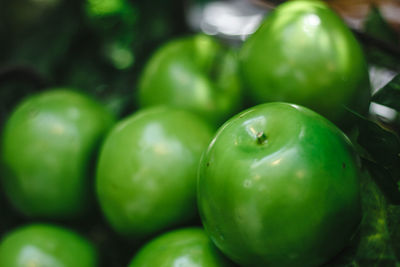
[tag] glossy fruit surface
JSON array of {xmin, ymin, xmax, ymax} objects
[
  {"xmin": 0, "ymin": 223, "xmax": 98, "ymax": 267},
  {"xmin": 198, "ymin": 102, "xmax": 362, "ymax": 267},
  {"xmin": 96, "ymin": 106, "xmax": 214, "ymax": 239},
  {"xmin": 240, "ymin": 0, "xmax": 370, "ymax": 127},
  {"xmin": 1, "ymin": 89, "xmax": 115, "ymax": 219},
  {"xmin": 128, "ymin": 227, "xmax": 235, "ymax": 267},
  {"xmin": 138, "ymin": 34, "xmax": 243, "ymax": 127}
]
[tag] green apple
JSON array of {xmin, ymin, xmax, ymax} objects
[
  {"xmin": 96, "ymin": 106, "xmax": 214, "ymax": 240},
  {"xmin": 1, "ymin": 89, "xmax": 115, "ymax": 219},
  {"xmin": 128, "ymin": 227, "xmax": 235, "ymax": 267},
  {"xmin": 0, "ymin": 223, "xmax": 98, "ymax": 267},
  {"xmin": 240, "ymin": 0, "xmax": 370, "ymax": 127},
  {"xmin": 198, "ymin": 102, "xmax": 362, "ymax": 267},
  {"xmin": 137, "ymin": 34, "xmax": 243, "ymax": 127}
]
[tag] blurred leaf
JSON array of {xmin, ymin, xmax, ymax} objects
[
  {"xmin": 353, "ymin": 171, "xmax": 398, "ymax": 265},
  {"xmin": 365, "ymin": 6, "xmax": 399, "ymax": 45},
  {"xmin": 362, "ymin": 159, "xmax": 400, "ymax": 205},
  {"xmin": 327, "ymin": 171, "xmax": 399, "ymax": 266},
  {"xmin": 386, "ymin": 204, "xmax": 400, "ymax": 259},
  {"xmin": 364, "ymin": 47, "xmax": 400, "ymax": 72},
  {"xmin": 357, "ymin": 115, "xmax": 400, "ymax": 171},
  {"xmin": 372, "ymin": 74, "xmax": 400, "ymax": 112},
  {"xmin": 362, "ymin": 5, "xmax": 400, "ymax": 71},
  {"xmin": 348, "ymin": 109, "xmax": 400, "ymax": 204}
]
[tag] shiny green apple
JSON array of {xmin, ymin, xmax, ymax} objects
[
  {"xmin": 198, "ymin": 102, "xmax": 362, "ymax": 266},
  {"xmin": 240, "ymin": 0, "xmax": 370, "ymax": 127},
  {"xmin": 96, "ymin": 106, "xmax": 214, "ymax": 239}
]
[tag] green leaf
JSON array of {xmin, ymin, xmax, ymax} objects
[
  {"xmin": 327, "ymin": 171, "xmax": 399, "ymax": 266},
  {"xmin": 357, "ymin": 116, "xmax": 400, "ymax": 171},
  {"xmin": 353, "ymin": 172, "xmax": 398, "ymax": 264},
  {"xmin": 347, "ymin": 108, "xmax": 400, "ymax": 204},
  {"xmin": 362, "ymin": 6, "xmax": 400, "ymax": 71},
  {"xmin": 386, "ymin": 204, "xmax": 400, "ymax": 259},
  {"xmin": 372, "ymin": 74, "xmax": 400, "ymax": 112},
  {"xmin": 365, "ymin": 6, "xmax": 398, "ymax": 45},
  {"xmin": 362, "ymin": 159, "xmax": 400, "ymax": 205}
]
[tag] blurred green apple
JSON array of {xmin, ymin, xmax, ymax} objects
[
  {"xmin": 128, "ymin": 227, "xmax": 235, "ymax": 267},
  {"xmin": 1, "ymin": 89, "xmax": 115, "ymax": 219},
  {"xmin": 0, "ymin": 223, "xmax": 98, "ymax": 267},
  {"xmin": 96, "ymin": 106, "xmax": 214, "ymax": 240},
  {"xmin": 138, "ymin": 34, "xmax": 243, "ymax": 127}
]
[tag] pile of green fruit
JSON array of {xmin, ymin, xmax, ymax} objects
[{"xmin": 1, "ymin": 1, "xmax": 398, "ymax": 266}]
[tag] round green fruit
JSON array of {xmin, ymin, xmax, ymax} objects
[
  {"xmin": 0, "ymin": 223, "xmax": 98, "ymax": 267},
  {"xmin": 128, "ymin": 227, "xmax": 235, "ymax": 267},
  {"xmin": 1, "ymin": 89, "xmax": 115, "ymax": 219},
  {"xmin": 198, "ymin": 102, "xmax": 362, "ymax": 267},
  {"xmin": 138, "ymin": 34, "xmax": 243, "ymax": 127},
  {"xmin": 96, "ymin": 107, "xmax": 214, "ymax": 239},
  {"xmin": 240, "ymin": 0, "xmax": 370, "ymax": 127}
]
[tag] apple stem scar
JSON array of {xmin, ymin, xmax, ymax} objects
[{"xmin": 256, "ymin": 131, "xmax": 267, "ymax": 145}]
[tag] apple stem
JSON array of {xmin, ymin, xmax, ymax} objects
[{"xmin": 256, "ymin": 131, "xmax": 267, "ymax": 145}]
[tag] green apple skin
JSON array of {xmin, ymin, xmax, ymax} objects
[
  {"xmin": 96, "ymin": 106, "xmax": 214, "ymax": 240},
  {"xmin": 138, "ymin": 34, "xmax": 243, "ymax": 127},
  {"xmin": 240, "ymin": 0, "xmax": 370, "ymax": 127},
  {"xmin": 128, "ymin": 227, "xmax": 236, "ymax": 267},
  {"xmin": 0, "ymin": 224, "xmax": 98, "ymax": 267},
  {"xmin": 198, "ymin": 102, "xmax": 362, "ymax": 267},
  {"xmin": 1, "ymin": 89, "xmax": 115, "ymax": 219}
]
